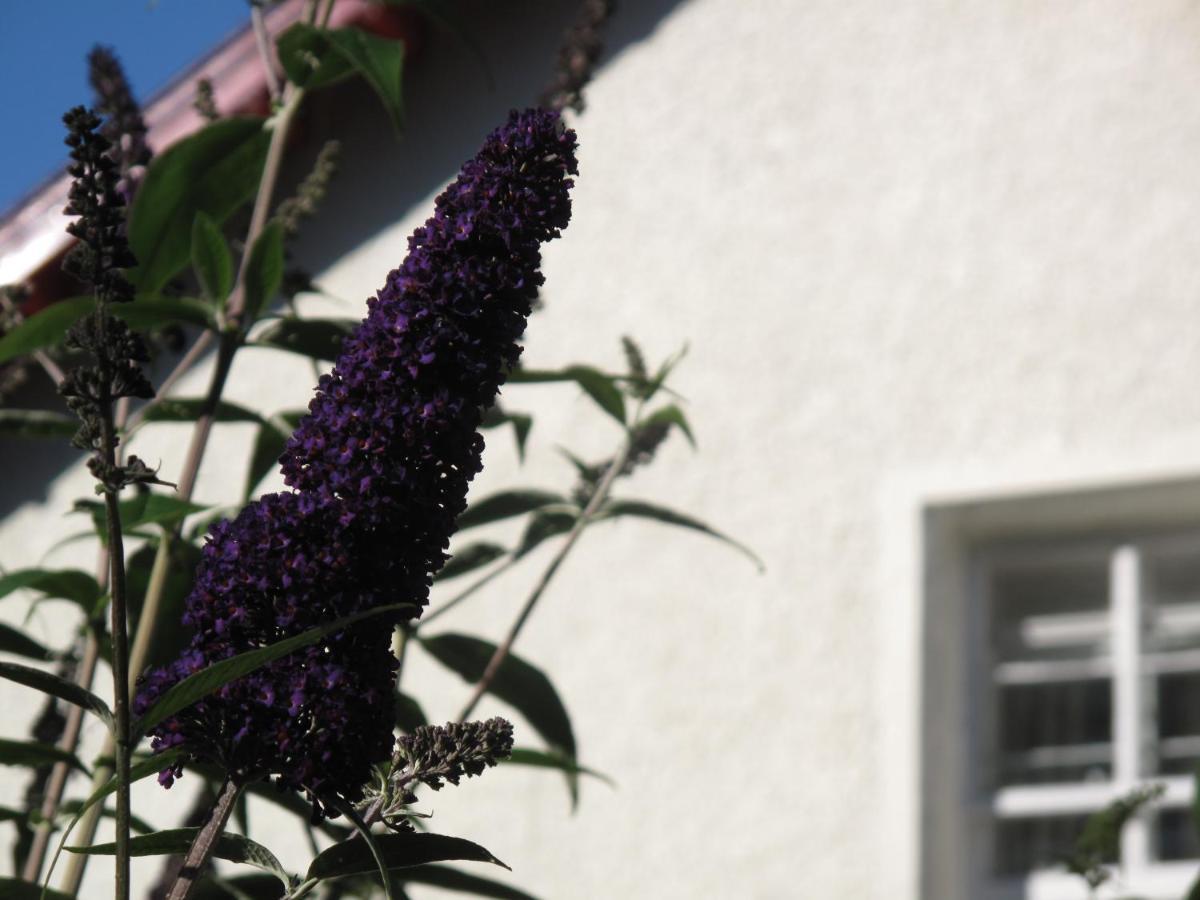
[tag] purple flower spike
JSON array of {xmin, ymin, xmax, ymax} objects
[
  {"xmin": 280, "ymin": 108, "xmax": 577, "ymax": 598},
  {"xmin": 136, "ymin": 109, "xmax": 577, "ymax": 816}
]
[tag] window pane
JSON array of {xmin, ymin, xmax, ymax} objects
[
  {"xmin": 1145, "ymin": 547, "xmax": 1200, "ymax": 654},
  {"xmin": 1156, "ymin": 808, "xmax": 1200, "ymax": 861},
  {"xmin": 998, "ymin": 680, "xmax": 1111, "ymax": 784},
  {"xmin": 1155, "ymin": 672, "xmax": 1200, "ymax": 775},
  {"xmin": 994, "ymin": 814, "xmax": 1096, "ymax": 876},
  {"xmin": 991, "ymin": 560, "xmax": 1110, "ymax": 663}
]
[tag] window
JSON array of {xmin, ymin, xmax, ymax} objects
[{"xmin": 977, "ymin": 534, "xmax": 1200, "ymax": 898}]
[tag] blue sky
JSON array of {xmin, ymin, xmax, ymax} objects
[{"xmin": 0, "ymin": 1, "xmax": 250, "ymax": 214}]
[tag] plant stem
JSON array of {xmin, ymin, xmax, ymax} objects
[
  {"xmin": 58, "ymin": 73, "xmax": 308, "ymax": 900},
  {"xmin": 164, "ymin": 779, "xmax": 241, "ymax": 900},
  {"xmin": 419, "ymin": 557, "xmax": 518, "ymax": 627},
  {"xmin": 102, "ymin": 486, "xmax": 132, "ymax": 900},
  {"xmin": 456, "ymin": 441, "xmax": 630, "ymax": 723}
]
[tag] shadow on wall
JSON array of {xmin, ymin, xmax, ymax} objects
[
  {"xmin": 293, "ymin": 0, "xmax": 687, "ymax": 275},
  {"xmin": 0, "ymin": 0, "xmax": 686, "ymax": 519}
]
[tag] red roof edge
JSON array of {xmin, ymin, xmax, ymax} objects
[{"xmin": 0, "ymin": 0, "xmax": 420, "ymax": 314}]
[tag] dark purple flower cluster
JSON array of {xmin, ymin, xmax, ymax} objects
[{"xmin": 136, "ymin": 109, "xmax": 577, "ymax": 815}]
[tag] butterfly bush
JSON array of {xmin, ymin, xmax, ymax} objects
[{"xmin": 135, "ymin": 109, "xmax": 578, "ymax": 816}]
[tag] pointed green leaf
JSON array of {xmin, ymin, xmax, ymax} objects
[
  {"xmin": 134, "ymin": 602, "xmax": 416, "ymax": 736},
  {"xmin": 0, "ymin": 624, "xmax": 54, "ymax": 661},
  {"xmin": 73, "ymin": 748, "xmax": 186, "ymax": 826},
  {"xmin": 457, "ymin": 490, "xmax": 566, "ymax": 531},
  {"xmin": 67, "ymin": 826, "xmax": 289, "ymax": 884},
  {"xmin": 129, "ymin": 117, "xmax": 271, "ymax": 293},
  {"xmin": 395, "ymin": 691, "xmax": 427, "ymax": 733},
  {"xmin": 0, "ymin": 662, "xmax": 113, "ymax": 731},
  {"xmin": 400, "ymin": 865, "xmax": 539, "ymax": 900},
  {"xmin": 514, "ymin": 509, "xmax": 577, "ymax": 559},
  {"xmin": 0, "ymin": 568, "xmax": 102, "ymax": 609},
  {"xmin": 0, "ymin": 568, "xmax": 101, "ymax": 608},
  {"xmin": 242, "ymin": 221, "xmax": 285, "ymax": 325},
  {"xmin": 251, "ymin": 317, "xmax": 355, "ymax": 361},
  {"xmin": 277, "ymin": 23, "xmax": 356, "ymax": 89},
  {"xmin": 437, "ymin": 543, "xmax": 507, "ymax": 582},
  {"xmin": 0, "ymin": 739, "xmax": 88, "ymax": 775},
  {"xmin": 190, "ymin": 873, "xmax": 287, "ymax": 900},
  {"xmin": 0, "ymin": 877, "xmax": 72, "ymax": 900},
  {"xmin": 508, "ymin": 366, "xmax": 625, "ymax": 425},
  {"xmin": 0, "ymin": 410, "xmax": 77, "ymax": 440},
  {"xmin": 321, "ymin": 28, "xmax": 406, "ymax": 132},
  {"xmin": 306, "ymin": 832, "xmax": 507, "ymax": 881},
  {"xmin": 419, "ymin": 634, "xmax": 576, "ymax": 762},
  {"xmin": 506, "ymin": 748, "xmax": 614, "ymax": 787},
  {"xmin": 505, "ymin": 747, "xmax": 614, "ymax": 809},
  {"xmin": 191, "ymin": 211, "xmax": 234, "ymax": 303},
  {"xmin": 75, "ymin": 494, "xmax": 209, "ymax": 540},
  {"xmin": 642, "ymin": 403, "xmax": 695, "ymax": 448},
  {"xmin": 0, "ymin": 296, "xmax": 213, "ymax": 365},
  {"xmin": 480, "ymin": 407, "xmax": 532, "ymax": 461},
  {"xmin": 138, "ymin": 398, "xmax": 264, "ymax": 426},
  {"xmin": 599, "ymin": 499, "xmax": 763, "ymax": 571}
]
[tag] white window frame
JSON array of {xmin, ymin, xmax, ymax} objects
[{"xmin": 974, "ymin": 534, "xmax": 1200, "ymax": 900}]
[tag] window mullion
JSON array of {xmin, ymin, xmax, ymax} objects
[{"xmin": 1112, "ymin": 545, "xmax": 1149, "ymax": 870}]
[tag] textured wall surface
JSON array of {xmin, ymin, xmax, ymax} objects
[{"xmin": 5, "ymin": 1, "xmax": 1200, "ymax": 897}]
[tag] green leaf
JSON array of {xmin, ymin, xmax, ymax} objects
[
  {"xmin": 509, "ymin": 366, "xmax": 626, "ymax": 425},
  {"xmin": 129, "ymin": 117, "xmax": 270, "ymax": 293},
  {"xmin": 321, "ymin": 28, "xmax": 407, "ymax": 132},
  {"xmin": 251, "ymin": 317, "xmax": 355, "ymax": 361},
  {"xmin": 0, "ymin": 568, "xmax": 102, "ymax": 609},
  {"xmin": 419, "ymin": 633, "xmax": 576, "ymax": 762},
  {"xmin": 190, "ymin": 873, "xmax": 288, "ymax": 900},
  {"xmin": 333, "ymin": 798, "xmax": 395, "ymax": 900},
  {"xmin": 0, "ymin": 624, "xmax": 54, "ymax": 661},
  {"xmin": 457, "ymin": 490, "xmax": 566, "ymax": 531},
  {"xmin": 395, "ymin": 691, "xmax": 427, "ymax": 733},
  {"xmin": 506, "ymin": 747, "xmax": 614, "ymax": 788},
  {"xmin": 643, "ymin": 403, "xmax": 696, "ymax": 448},
  {"xmin": 67, "ymin": 826, "xmax": 290, "ymax": 884},
  {"xmin": 276, "ymin": 23, "xmax": 356, "ymax": 89},
  {"xmin": 306, "ymin": 832, "xmax": 507, "ymax": 882},
  {"xmin": 191, "ymin": 211, "xmax": 234, "ymax": 303},
  {"xmin": 0, "ymin": 296, "xmax": 213, "ymax": 365},
  {"xmin": 0, "ymin": 739, "xmax": 88, "ymax": 775},
  {"xmin": 437, "ymin": 543, "xmax": 507, "ymax": 581},
  {"xmin": 505, "ymin": 747, "xmax": 613, "ymax": 809},
  {"xmin": 243, "ymin": 410, "xmax": 306, "ymax": 501},
  {"xmin": 0, "ymin": 877, "xmax": 72, "ymax": 900},
  {"xmin": 599, "ymin": 499, "xmax": 763, "ymax": 571},
  {"xmin": 138, "ymin": 398, "xmax": 264, "ymax": 426},
  {"xmin": 0, "ymin": 410, "xmax": 77, "ymax": 441},
  {"xmin": 514, "ymin": 509, "xmax": 577, "ymax": 559},
  {"xmin": 242, "ymin": 221, "xmax": 285, "ymax": 325},
  {"xmin": 72, "ymin": 748, "xmax": 186, "ymax": 827},
  {"xmin": 0, "ymin": 662, "xmax": 114, "ymax": 731},
  {"xmin": 480, "ymin": 407, "xmax": 532, "ymax": 461},
  {"xmin": 134, "ymin": 602, "xmax": 416, "ymax": 736},
  {"xmin": 76, "ymin": 494, "xmax": 209, "ymax": 540},
  {"xmin": 400, "ymin": 865, "xmax": 538, "ymax": 900}
]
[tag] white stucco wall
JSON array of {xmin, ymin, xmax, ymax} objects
[{"xmin": 7, "ymin": 1, "xmax": 1200, "ymax": 897}]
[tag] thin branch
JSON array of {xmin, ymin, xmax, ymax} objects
[
  {"xmin": 457, "ymin": 441, "xmax": 629, "ymax": 723},
  {"xmin": 164, "ymin": 780, "xmax": 241, "ymax": 900},
  {"xmin": 0, "ymin": 291, "xmax": 65, "ymax": 386},
  {"xmin": 419, "ymin": 557, "xmax": 519, "ymax": 627},
  {"xmin": 251, "ymin": 3, "xmax": 283, "ymax": 102},
  {"xmin": 124, "ymin": 330, "xmax": 215, "ymax": 431}
]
